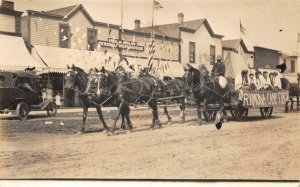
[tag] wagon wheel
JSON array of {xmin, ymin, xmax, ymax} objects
[
  {"xmin": 260, "ymin": 107, "xmax": 273, "ymax": 118},
  {"xmin": 202, "ymin": 110, "xmax": 217, "ymax": 122},
  {"xmin": 47, "ymin": 102, "xmax": 57, "ymax": 117},
  {"xmin": 16, "ymin": 101, "xmax": 29, "ymax": 121},
  {"xmin": 230, "ymin": 107, "xmax": 248, "ymax": 121}
]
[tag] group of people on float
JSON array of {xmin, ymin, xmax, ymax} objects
[{"xmin": 235, "ymin": 69, "xmax": 282, "ymax": 91}]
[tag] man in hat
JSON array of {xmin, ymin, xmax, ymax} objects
[
  {"xmin": 255, "ymin": 71, "xmax": 262, "ymax": 89},
  {"xmin": 261, "ymin": 71, "xmax": 272, "ymax": 90},
  {"xmin": 248, "ymin": 72, "xmax": 257, "ymax": 90},
  {"xmin": 235, "ymin": 70, "xmax": 250, "ymax": 90},
  {"xmin": 211, "ymin": 55, "xmax": 225, "ymax": 77},
  {"xmin": 273, "ymin": 71, "xmax": 282, "ymax": 90}
]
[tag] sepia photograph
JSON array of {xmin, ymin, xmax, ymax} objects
[{"xmin": 0, "ymin": 0, "xmax": 299, "ymax": 185}]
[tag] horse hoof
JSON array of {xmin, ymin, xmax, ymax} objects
[{"xmin": 77, "ymin": 131, "xmax": 83, "ymax": 135}]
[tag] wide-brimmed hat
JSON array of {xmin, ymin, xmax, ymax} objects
[
  {"xmin": 216, "ymin": 55, "xmax": 222, "ymax": 60},
  {"xmin": 241, "ymin": 70, "xmax": 248, "ymax": 74}
]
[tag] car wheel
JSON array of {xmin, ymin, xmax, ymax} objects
[{"xmin": 16, "ymin": 101, "xmax": 29, "ymax": 121}]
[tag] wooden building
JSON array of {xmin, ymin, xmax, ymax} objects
[
  {"xmin": 136, "ymin": 13, "xmax": 224, "ymax": 71},
  {"xmin": 0, "ymin": 0, "xmax": 23, "ymax": 36}
]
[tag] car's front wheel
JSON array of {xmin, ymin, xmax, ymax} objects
[{"xmin": 16, "ymin": 101, "xmax": 29, "ymax": 121}]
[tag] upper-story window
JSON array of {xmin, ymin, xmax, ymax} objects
[
  {"xmin": 87, "ymin": 28, "xmax": 98, "ymax": 51},
  {"xmin": 59, "ymin": 24, "xmax": 70, "ymax": 48},
  {"xmin": 291, "ymin": 60, "xmax": 295, "ymax": 73},
  {"xmin": 189, "ymin": 42, "xmax": 195, "ymax": 63},
  {"xmin": 210, "ymin": 45, "xmax": 216, "ymax": 64}
]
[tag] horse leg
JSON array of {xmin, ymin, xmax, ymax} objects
[
  {"xmin": 125, "ymin": 109, "xmax": 133, "ymax": 133},
  {"xmin": 297, "ymin": 97, "xmax": 299, "ymax": 111},
  {"xmin": 164, "ymin": 106, "xmax": 172, "ymax": 124},
  {"xmin": 179, "ymin": 99, "xmax": 186, "ymax": 123},
  {"xmin": 78, "ymin": 102, "xmax": 88, "ymax": 134},
  {"xmin": 120, "ymin": 114, "xmax": 126, "ymax": 130},
  {"xmin": 285, "ymin": 100, "xmax": 289, "ymax": 113},
  {"xmin": 111, "ymin": 102, "xmax": 124, "ymax": 135},
  {"xmin": 149, "ymin": 99, "xmax": 160, "ymax": 129},
  {"xmin": 95, "ymin": 105, "xmax": 109, "ymax": 132},
  {"xmin": 196, "ymin": 100, "xmax": 202, "ymax": 125},
  {"xmin": 290, "ymin": 98, "xmax": 294, "ymax": 110}
]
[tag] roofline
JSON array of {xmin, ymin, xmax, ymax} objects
[
  {"xmin": 25, "ymin": 5, "xmax": 180, "ymax": 42},
  {"xmin": 0, "ymin": 7, "xmax": 23, "ymax": 16},
  {"xmin": 254, "ymin": 46, "xmax": 281, "ymax": 53},
  {"xmin": 123, "ymin": 28, "xmax": 181, "ymax": 41}
]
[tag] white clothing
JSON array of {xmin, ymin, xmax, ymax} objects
[
  {"xmin": 55, "ymin": 95, "xmax": 61, "ymax": 106},
  {"xmin": 235, "ymin": 74, "xmax": 243, "ymax": 90},
  {"xmin": 273, "ymin": 76, "xmax": 282, "ymax": 89}
]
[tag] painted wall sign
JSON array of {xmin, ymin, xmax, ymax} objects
[
  {"xmin": 241, "ymin": 90, "xmax": 289, "ymax": 107},
  {"xmin": 98, "ymin": 38, "xmax": 144, "ymax": 52}
]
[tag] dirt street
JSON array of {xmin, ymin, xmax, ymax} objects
[{"xmin": 0, "ymin": 106, "xmax": 299, "ymax": 179}]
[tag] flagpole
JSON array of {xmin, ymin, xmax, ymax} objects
[
  {"xmin": 239, "ymin": 18, "xmax": 241, "ymax": 40},
  {"xmin": 152, "ymin": 0, "xmax": 155, "ymax": 29}
]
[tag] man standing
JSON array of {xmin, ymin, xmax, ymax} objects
[{"xmin": 235, "ymin": 70, "xmax": 250, "ymax": 90}]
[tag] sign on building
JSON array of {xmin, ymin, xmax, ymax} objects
[{"xmin": 98, "ymin": 38, "xmax": 144, "ymax": 52}]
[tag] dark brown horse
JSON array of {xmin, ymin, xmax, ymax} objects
[
  {"xmin": 184, "ymin": 65, "xmax": 230, "ymax": 127},
  {"xmin": 98, "ymin": 67, "xmax": 160, "ymax": 135},
  {"xmin": 64, "ymin": 65, "xmax": 131, "ymax": 134}
]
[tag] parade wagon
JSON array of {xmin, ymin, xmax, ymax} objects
[
  {"xmin": 201, "ymin": 89, "xmax": 289, "ymax": 122},
  {"xmin": 0, "ymin": 71, "xmax": 57, "ymax": 120}
]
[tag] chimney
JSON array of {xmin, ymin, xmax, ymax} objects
[
  {"xmin": 1, "ymin": 0, "xmax": 14, "ymax": 10},
  {"xmin": 178, "ymin": 13, "xmax": 184, "ymax": 24},
  {"xmin": 134, "ymin": 19, "xmax": 141, "ymax": 30}
]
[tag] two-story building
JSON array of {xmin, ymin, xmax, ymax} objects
[
  {"xmin": 0, "ymin": 0, "xmax": 45, "ymax": 72},
  {"xmin": 136, "ymin": 13, "xmax": 224, "ymax": 71},
  {"xmin": 21, "ymin": 4, "xmax": 182, "ymax": 106},
  {"xmin": 280, "ymin": 52, "xmax": 298, "ymax": 83}
]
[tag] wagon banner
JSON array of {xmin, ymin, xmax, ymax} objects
[{"xmin": 241, "ymin": 90, "xmax": 289, "ymax": 107}]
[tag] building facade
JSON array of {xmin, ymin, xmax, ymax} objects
[
  {"xmin": 21, "ymin": 4, "xmax": 180, "ymax": 61},
  {"xmin": 253, "ymin": 46, "xmax": 280, "ymax": 69},
  {"xmin": 136, "ymin": 13, "xmax": 223, "ymax": 71},
  {"xmin": 279, "ymin": 53, "xmax": 298, "ymax": 83},
  {"xmin": 0, "ymin": 0, "xmax": 23, "ymax": 36},
  {"xmin": 21, "ymin": 4, "xmax": 181, "ymax": 106}
]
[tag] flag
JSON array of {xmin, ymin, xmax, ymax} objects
[
  {"xmin": 153, "ymin": 0, "xmax": 163, "ymax": 10},
  {"xmin": 240, "ymin": 21, "xmax": 245, "ymax": 35},
  {"xmin": 297, "ymin": 32, "xmax": 300, "ymax": 42},
  {"xmin": 147, "ymin": 32, "xmax": 156, "ymax": 67}
]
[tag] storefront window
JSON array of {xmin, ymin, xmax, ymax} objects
[
  {"xmin": 210, "ymin": 45, "xmax": 215, "ymax": 64},
  {"xmin": 87, "ymin": 28, "xmax": 98, "ymax": 51},
  {"xmin": 189, "ymin": 42, "xmax": 195, "ymax": 63},
  {"xmin": 291, "ymin": 60, "xmax": 295, "ymax": 73}
]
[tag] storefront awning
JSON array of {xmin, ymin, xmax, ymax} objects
[
  {"xmin": 31, "ymin": 45, "xmax": 120, "ymax": 73},
  {"xmin": 0, "ymin": 35, "xmax": 46, "ymax": 72}
]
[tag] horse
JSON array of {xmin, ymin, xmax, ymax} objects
[
  {"xmin": 282, "ymin": 78, "xmax": 300, "ymax": 112},
  {"xmin": 64, "ymin": 65, "xmax": 131, "ymax": 134},
  {"xmin": 137, "ymin": 71, "xmax": 186, "ymax": 123},
  {"xmin": 98, "ymin": 66, "xmax": 160, "ymax": 135},
  {"xmin": 156, "ymin": 78, "xmax": 186, "ymax": 123},
  {"xmin": 183, "ymin": 65, "xmax": 230, "ymax": 127}
]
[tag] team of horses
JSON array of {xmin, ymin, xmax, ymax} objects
[{"xmin": 64, "ymin": 64, "xmax": 299, "ymax": 135}]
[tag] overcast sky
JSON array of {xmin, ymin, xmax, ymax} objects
[{"xmin": 14, "ymin": 0, "xmax": 300, "ymax": 54}]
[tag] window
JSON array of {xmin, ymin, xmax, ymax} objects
[
  {"xmin": 87, "ymin": 28, "xmax": 98, "ymax": 51},
  {"xmin": 59, "ymin": 24, "xmax": 70, "ymax": 48},
  {"xmin": 291, "ymin": 60, "xmax": 295, "ymax": 73},
  {"xmin": 210, "ymin": 45, "xmax": 216, "ymax": 64},
  {"xmin": 189, "ymin": 42, "xmax": 195, "ymax": 63}
]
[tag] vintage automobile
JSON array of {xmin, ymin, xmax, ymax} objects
[{"xmin": 0, "ymin": 71, "xmax": 57, "ymax": 120}]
